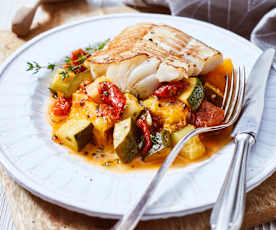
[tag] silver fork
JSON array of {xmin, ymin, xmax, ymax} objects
[{"xmin": 112, "ymin": 67, "xmax": 246, "ymax": 230}]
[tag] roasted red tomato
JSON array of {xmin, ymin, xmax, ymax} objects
[
  {"xmin": 71, "ymin": 49, "xmax": 87, "ymax": 60},
  {"xmin": 96, "ymin": 104, "xmax": 118, "ymax": 122},
  {"xmin": 194, "ymin": 100, "xmax": 224, "ymax": 127},
  {"xmin": 136, "ymin": 118, "xmax": 152, "ymax": 155},
  {"xmin": 64, "ymin": 48, "xmax": 88, "ymax": 73},
  {"xmin": 98, "ymin": 81, "xmax": 126, "ymax": 122},
  {"xmin": 154, "ymin": 81, "xmax": 187, "ymax": 98},
  {"xmin": 53, "ymin": 96, "xmax": 72, "ymax": 116}
]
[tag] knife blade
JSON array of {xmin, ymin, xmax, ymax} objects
[
  {"xmin": 232, "ymin": 48, "xmax": 275, "ymax": 138},
  {"xmin": 211, "ymin": 49, "xmax": 275, "ymax": 230}
]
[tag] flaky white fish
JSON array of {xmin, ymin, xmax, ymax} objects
[{"xmin": 88, "ymin": 23, "xmax": 223, "ymax": 98}]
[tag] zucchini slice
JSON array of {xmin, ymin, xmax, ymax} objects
[
  {"xmin": 122, "ymin": 93, "xmax": 144, "ymax": 120},
  {"xmin": 204, "ymin": 82, "xmax": 224, "ymax": 107},
  {"xmin": 172, "ymin": 125, "xmax": 206, "ymax": 160},
  {"xmin": 50, "ymin": 69, "xmax": 92, "ymax": 98},
  {"xmin": 178, "ymin": 77, "xmax": 204, "ymax": 111},
  {"xmin": 143, "ymin": 130, "xmax": 171, "ymax": 162},
  {"xmin": 55, "ymin": 119, "xmax": 94, "ymax": 152},
  {"xmin": 113, "ymin": 118, "xmax": 139, "ymax": 163}
]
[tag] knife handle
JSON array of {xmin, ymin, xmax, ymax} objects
[{"xmin": 210, "ymin": 133, "xmax": 255, "ymax": 230}]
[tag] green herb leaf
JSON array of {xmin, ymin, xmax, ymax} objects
[
  {"xmin": 60, "ymin": 70, "xmax": 69, "ymax": 80},
  {"xmin": 26, "ymin": 62, "xmax": 34, "ymax": 71},
  {"xmin": 47, "ymin": 63, "xmax": 56, "ymax": 71},
  {"xmin": 85, "ymin": 45, "xmax": 93, "ymax": 51},
  {"xmin": 97, "ymin": 39, "xmax": 110, "ymax": 50},
  {"xmin": 26, "ymin": 39, "xmax": 109, "ymax": 75},
  {"xmin": 26, "ymin": 61, "xmax": 42, "ymax": 74},
  {"xmin": 79, "ymin": 56, "xmax": 87, "ymax": 64},
  {"xmin": 65, "ymin": 56, "xmax": 71, "ymax": 64}
]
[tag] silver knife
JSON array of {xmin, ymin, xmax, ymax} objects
[{"xmin": 210, "ymin": 48, "xmax": 275, "ymax": 230}]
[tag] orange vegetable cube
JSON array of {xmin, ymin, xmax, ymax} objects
[{"xmin": 204, "ymin": 59, "xmax": 234, "ymax": 92}]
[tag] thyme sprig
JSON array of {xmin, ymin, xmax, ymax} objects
[
  {"xmin": 26, "ymin": 39, "xmax": 110, "ymax": 76},
  {"xmin": 26, "ymin": 61, "xmax": 62, "ymax": 75},
  {"xmin": 26, "ymin": 62, "xmax": 59, "ymax": 74}
]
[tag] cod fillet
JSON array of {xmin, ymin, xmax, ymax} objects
[{"xmin": 87, "ymin": 23, "xmax": 223, "ymax": 98}]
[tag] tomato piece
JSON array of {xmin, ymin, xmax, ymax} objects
[
  {"xmin": 53, "ymin": 96, "xmax": 72, "ymax": 116},
  {"xmin": 136, "ymin": 118, "xmax": 152, "ymax": 155},
  {"xmin": 71, "ymin": 49, "xmax": 87, "ymax": 60},
  {"xmin": 64, "ymin": 49, "xmax": 89, "ymax": 73},
  {"xmin": 96, "ymin": 104, "xmax": 119, "ymax": 122},
  {"xmin": 194, "ymin": 100, "xmax": 224, "ymax": 127},
  {"xmin": 98, "ymin": 81, "xmax": 126, "ymax": 122},
  {"xmin": 154, "ymin": 81, "xmax": 187, "ymax": 98}
]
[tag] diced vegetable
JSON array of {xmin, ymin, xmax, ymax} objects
[
  {"xmin": 69, "ymin": 92, "xmax": 115, "ymax": 145},
  {"xmin": 52, "ymin": 96, "xmax": 72, "ymax": 117},
  {"xmin": 50, "ymin": 69, "xmax": 92, "ymax": 97},
  {"xmin": 122, "ymin": 93, "xmax": 144, "ymax": 120},
  {"xmin": 65, "ymin": 48, "xmax": 89, "ymax": 73},
  {"xmin": 98, "ymin": 81, "xmax": 126, "ymax": 122},
  {"xmin": 113, "ymin": 117, "xmax": 139, "ymax": 163},
  {"xmin": 86, "ymin": 76, "xmax": 110, "ymax": 103},
  {"xmin": 204, "ymin": 59, "xmax": 234, "ymax": 92},
  {"xmin": 204, "ymin": 82, "xmax": 224, "ymax": 107},
  {"xmin": 136, "ymin": 117, "xmax": 152, "ymax": 155},
  {"xmin": 55, "ymin": 119, "xmax": 94, "ymax": 151},
  {"xmin": 194, "ymin": 100, "xmax": 224, "ymax": 128},
  {"xmin": 84, "ymin": 101, "xmax": 115, "ymax": 145},
  {"xmin": 154, "ymin": 81, "xmax": 187, "ymax": 98},
  {"xmin": 178, "ymin": 77, "xmax": 204, "ymax": 111},
  {"xmin": 143, "ymin": 96, "xmax": 189, "ymax": 133},
  {"xmin": 172, "ymin": 125, "xmax": 206, "ymax": 160},
  {"xmin": 144, "ymin": 130, "xmax": 171, "ymax": 162}
]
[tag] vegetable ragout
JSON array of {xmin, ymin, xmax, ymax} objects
[{"xmin": 29, "ymin": 24, "xmax": 235, "ymax": 170}]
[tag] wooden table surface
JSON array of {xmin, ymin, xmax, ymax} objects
[{"xmin": 1, "ymin": 1, "xmax": 276, "ymax": 230}]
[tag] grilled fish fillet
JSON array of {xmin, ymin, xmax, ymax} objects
[{"xmin": 88, "ymin": 23, "xmax": 223, "ymax": 98}]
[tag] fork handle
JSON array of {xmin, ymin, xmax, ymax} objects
[
  {"xmin": 210, "ymin": 133, "xmax": 255, "ymax": 230},
  {"xmin": 111, "ymin": 129, "xmax": 198, "ymax": 230}
]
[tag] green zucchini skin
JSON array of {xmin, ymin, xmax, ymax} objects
[
  {"xmin": 56, "ymin": 119, "xmax": 94, "ymax": 152},
  {"xmin": 178, "ymin": 78, "xmax": 204, "ymax": 111},
  {"xmin": 50, "ymin": 70, "xmax": 92, "ymax": 98},
  {"xmin": 204, "ymin": 82, "xmax": 223, "ymax": 107},
  {"xmin": 143, "ymin": 130, "xmax": 171, "ymax": 162},
  {"xmin": 75, "ymin": 123, "xmax": 94, "ymax": 151},
  {"xmin": 113, "ymin": 118, "xmax": 139, "ymax": 163}
]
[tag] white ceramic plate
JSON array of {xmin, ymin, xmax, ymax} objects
[{"xmin": 0, "ymin": 13, "xmax": 275, "ymax": 220}]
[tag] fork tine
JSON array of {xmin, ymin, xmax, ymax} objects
[
  {"xmin": 225, "ymin": 68, "xmax": 240, "ymax": 122},
  {"xmin": 221, "ymin": 73, "xmax": 229, "ymax": 109},
  {"xmin": 223, "ymin": 69, "xmax": 235, "ymax": 119},
  {"xmin": 228, "ymin": 66, "xmax": 246, "ymax": 124}
]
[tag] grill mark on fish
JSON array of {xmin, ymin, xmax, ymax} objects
[{"xmin": 88, "ymin": 23, "xmax": 223, "ymax": 97}]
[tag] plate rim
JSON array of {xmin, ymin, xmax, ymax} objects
[{"xmin": 0, "ymin": 13, "xmax": 269, "ymax": 220}]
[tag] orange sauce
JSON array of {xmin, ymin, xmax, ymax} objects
[{"xmin": 48, "ymin": 99, "xmax": 232, "ymax": 172}]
